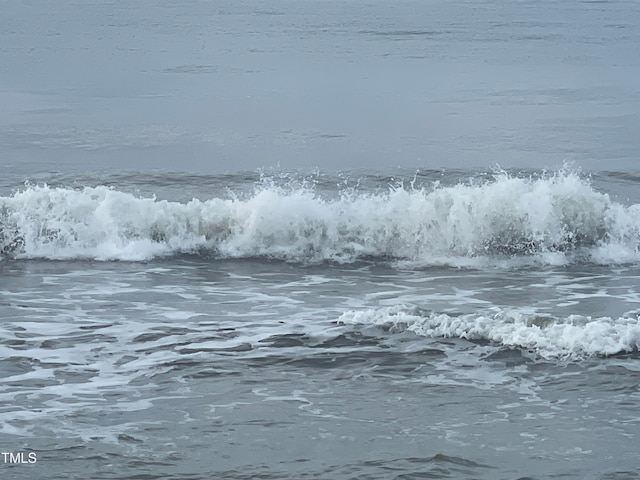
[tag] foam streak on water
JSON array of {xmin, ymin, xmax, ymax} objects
[{"xmin": 339, "ymin": 305, "xmax": 640, "ymax": 359}]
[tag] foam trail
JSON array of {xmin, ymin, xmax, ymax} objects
[
  {"xmin": 1, "ymin": 170, "xmax": 639, "ymax": 263},
  {"xmin": 338, "ymin": 305, "xmax": 640, "ymax": 359}
]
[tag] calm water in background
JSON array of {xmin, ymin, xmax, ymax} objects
[
  {"xmin": 1, "ymin": 0, "xmax": 639, "ymax": 175},
  {"xmin": 2, "ymin": 1, "xmax": 640, "ymax": 479}
]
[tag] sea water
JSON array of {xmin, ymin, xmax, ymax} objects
[{"xmin": 1, "ymin": 1, "xmax": 640, "ymax": 479}]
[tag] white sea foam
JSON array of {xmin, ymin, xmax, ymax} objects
[
  {"xmin": 338, "ymin": 305, "xmax": 640, "ymax": 359},
  {"xmin": 1, "ymin": 170, "xmax": 639, "ymax": 264}
]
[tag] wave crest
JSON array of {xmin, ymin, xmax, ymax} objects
[{"xmin": 0, "ymin": 170, "xmax": 638, "ymax": 263}]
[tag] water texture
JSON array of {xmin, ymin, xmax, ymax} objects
[{"xmin": 1, "ymin": 1, "xmax": 640, "ymax": 479}]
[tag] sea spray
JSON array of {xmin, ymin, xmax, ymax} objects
[{"xmin": 0, "ymin": 169, "xmax": 637, "ymax": 264}]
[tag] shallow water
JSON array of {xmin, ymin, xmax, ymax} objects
[{"xmin": 2, "ymin": 170, "xmax": 640, "ymax": 479}]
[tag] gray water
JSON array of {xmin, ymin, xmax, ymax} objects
[
  {"xmin": 2, "ymin": 1, "xmax": 640, "ymax": 479},
  {"xmin": 1, "ymin": 0, "xmax": 639, "ymax": 176}
]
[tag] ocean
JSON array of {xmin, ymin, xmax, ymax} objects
[{"xmin": 1, "ymin": 1, "xmax": 640, "ymax": 479}]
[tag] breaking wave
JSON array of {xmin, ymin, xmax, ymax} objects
[
  {"xmin": 338, "ymin": 305, "xmax": 640, "ymax": 359},
  {"xmin": 1, "ymin": 169, "xmax": 639, "ymax": 264}
]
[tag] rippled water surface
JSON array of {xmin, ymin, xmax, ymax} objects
[{"xmin": 3, "ymin": 176, "xmax": 640, "ymax": 478}]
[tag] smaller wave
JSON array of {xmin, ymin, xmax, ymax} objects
[{"xmin": 338, "ymin": 305, "xmax": 640, "ymax": 359}]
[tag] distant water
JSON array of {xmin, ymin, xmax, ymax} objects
[
  {"xmin": 2, "ymin": 1, "xmax": 640, "ymax": 479},
  {"xmin": 1, "ymin": 0, "xmax": 639, "ymax": 173}
]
